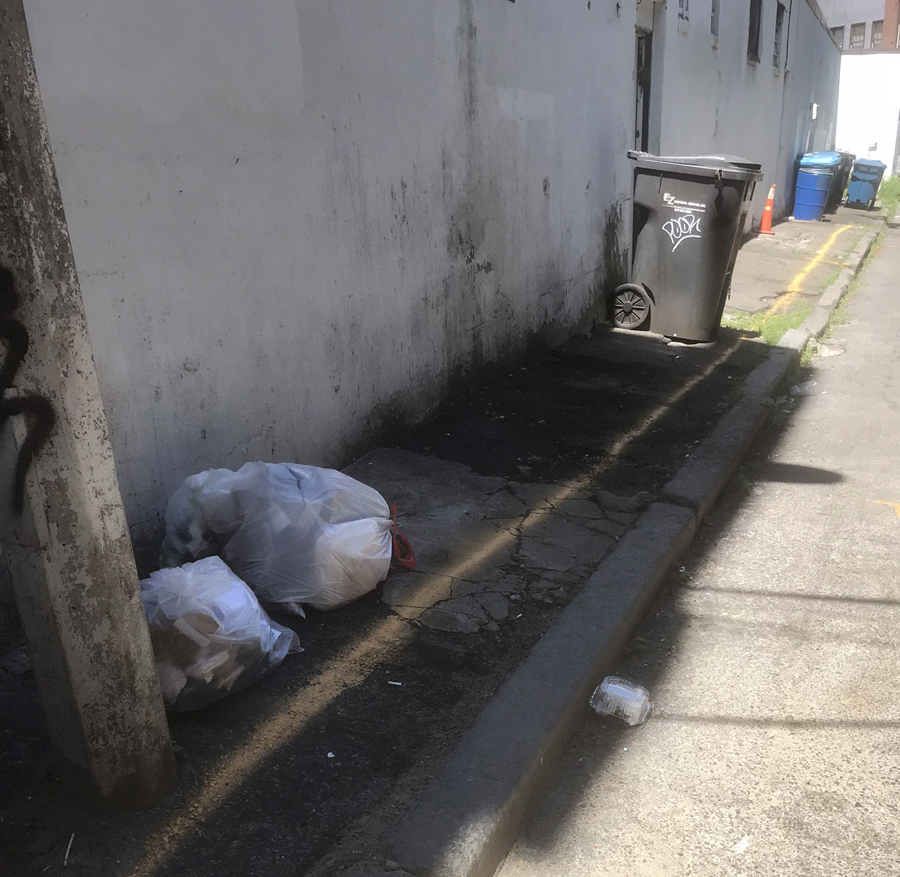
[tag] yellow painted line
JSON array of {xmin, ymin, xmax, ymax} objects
[
  {"xmin": 123, "ymin": 336, "xmax": 745, "ymax": 877},
  {"xmin": 766, "ymin": 224, "xmax": 852, "ymax": 316},
  {"xmin": 875, "ymin": 500, "xmax": 900, "ymax": 517}
]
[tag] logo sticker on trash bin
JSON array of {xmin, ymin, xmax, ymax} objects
[{"xmin": 661, "ymin": 193, "xmax": 705, "ymax": 252}]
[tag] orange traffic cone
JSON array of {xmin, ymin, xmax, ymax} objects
[{"xmin": 759, "ymin": 184, "xmax": 776, "ymax": 235}]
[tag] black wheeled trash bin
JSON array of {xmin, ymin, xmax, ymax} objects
[{"xmin": 610, "ymin": 151, "xmax": 763, "ymax": 342}]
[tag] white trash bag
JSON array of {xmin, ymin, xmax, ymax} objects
[
  {"xmin": 161, "ymin": 462, "xmax": 394, "ymax": 613},
  {"xmin": 140, "ymin": 556, "xmax": 301, "ymax": 712}
]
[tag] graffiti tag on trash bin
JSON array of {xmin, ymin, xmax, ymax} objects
[
  {"xmin": 662, "ymin": 214, "xmax": 702, "ymax": 251},
  {"xmin": 662, "ymin": 193, "xmax": 705, "ymax": 252}
]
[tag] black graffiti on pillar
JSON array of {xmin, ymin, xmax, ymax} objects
[{"xmin": 0, "ymin": 266, "xmax": 56, "ymax": 512}]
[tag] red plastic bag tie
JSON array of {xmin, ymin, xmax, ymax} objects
[{"xmin": 390, "ymin": 502, "xmax": 416, "ymax": 572}]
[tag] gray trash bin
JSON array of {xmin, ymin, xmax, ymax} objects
[{"xmin": 610, "ymin": 151, "xmax": 763, "ymax": 342}]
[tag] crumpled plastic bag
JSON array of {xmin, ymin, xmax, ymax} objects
[
  {"xmin": 140, "ymin": 556, "xmax": 301, "ymax": 712},
  {"xmin": 160, "ymin": 462, "xmax": 393, "ymax": 613}
]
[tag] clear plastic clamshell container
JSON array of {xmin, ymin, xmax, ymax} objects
[{"xmin": 590, "ymin": 676, "xmax": 652, "ymax": 726}]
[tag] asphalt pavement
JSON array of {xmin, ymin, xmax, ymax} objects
[
  {"xmin": 0, "ymin": 215, "xmax": 887, "ymax": 877},
  {"xmin": 727, "ymin": 206, "xmax": 883, "ymax": 315},
  {"xmin": 498, "ymin": 227, "xmax": 900, "ymax": 876}
]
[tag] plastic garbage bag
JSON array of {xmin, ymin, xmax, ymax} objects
[
  {"xmin": 161, "ymin": 462, "xmax": 393, "ymax": 613},
  {"xmin": 140, "ymin": 556, "xmax": 301, "ymax": 712}
]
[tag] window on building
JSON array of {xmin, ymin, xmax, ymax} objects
[
  {"xmin": 748, "ymin": 0, "xmax": 762, "ymax": 61},
  {"xmin": 711, "ymin": 0, "xmax": 720, "ymax": 36},
  {"xmin": 831, "ymin": 25, "xmax": 844, "ymax": 49},
  {"xmin": 849, "ymin": 22, "xmax": 866, "ymax": 49},
  {"xmin": 678, "ymin": 0, "xmax": 689, "ymax": 21},
  {"xmin": 774, "ymin": 3, "xmax": 786, "ymax": 66},
  {"xmin": 871, "ymin": 19, "xmax": 883, "ymax": 47}
]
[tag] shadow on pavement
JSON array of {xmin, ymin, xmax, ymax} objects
[
  {"xmin": 504, "ymin": 369, "xmax": 829, "ymax": 860},
  {"xmin": 682, "ymin": 585, "xmax": 900, "ymax": 606},
  {"xmin": 752, "ymin": 462, "xmax": 843, "ymax": 484},
  {"xmin": 653, "ymin": 714, "xmax": 900, "ymax": 729}
]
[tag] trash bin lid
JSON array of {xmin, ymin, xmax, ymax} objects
[
  {"xmin": 853, "ymin": 158, "xmax": 886, "ymax": 170},
  {"xmin": 627, "ymin": 150, "xmax": 763, "ymax": 181},
  {"xmin": 799, "ymin": 151, "xmax": 842, "ymax": 168}
]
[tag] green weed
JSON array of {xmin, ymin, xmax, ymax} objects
[
  {"xmin": 799, "ymin": 340, "xmax": 815, "ymax": 368},
  {"xmin": 721, "ymin": 302, "xmax": 813, "ymax": 345},
  {"xmin": 877, "ymin": 176, "xmax": 900, "ymax": 220},
  {"xmin": 821, "ymin": 264, "xmax": 842, "ymax": 290},
  {"xmin": 811, "ymin": 230, "xmax": 882, "ymax": 346}
]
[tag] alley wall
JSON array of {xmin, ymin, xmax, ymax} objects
[
  {"xmin": 22, "ymin": 0, "xmax": 636, "ymax": 565},
  {"xmin": 654, "ymin": 0, "xmax": 840, "ymax": 222},
  {"xmin": 20, "ymin": 0, "xmax": 839, "ymax": 567}
]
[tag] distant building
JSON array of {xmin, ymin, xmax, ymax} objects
[
  {"xmin": 822, "ymin": 0, "xmax": 900, "ymax": 174},
  {"xmin": 819, "ymin": 0, "xmax": 900, "ymax": 50},
  {"xmin": 836, "ymin": 53, "xmax": 900, "ymax": 174}
]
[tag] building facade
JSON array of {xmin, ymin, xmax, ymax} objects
[
  {"xmin": 819, "ymin": 0, "xmax": 900, "ymax": 49},
  {"xmin": 823, "ymin": 0, "xmax": 900, "ymax": 174},
  {"xmin": 18, "ymin": 0, "xmax": 839, "ymax": 568},
  {"xmin": 648, "ymin": 0, "xmax": 840, "ymax": 219}
]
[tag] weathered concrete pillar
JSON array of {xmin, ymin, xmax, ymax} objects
[{"xmin": 0, "ymin": 1, "xmax": 176, "ymax": 808}]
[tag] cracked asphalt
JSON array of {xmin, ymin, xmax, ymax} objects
[{"xmin": 1, "ymin": 324, "xmax": 770, "ymax": 877}]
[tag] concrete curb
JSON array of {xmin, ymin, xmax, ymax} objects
[
  {"xmin": 661, "ymin": 222, "xmax": 881, "ymax": 528},
  {"xmin": 386, "ymin": 503, "xmax": 696, "ymax": 877},
  {"xmin": 660, "ymin": 346, "xmax": 795, "ymax": 524},
  {"xmin": 799, "ymin": 223, "xmax": 881, "ymax": 344},
  {"xmin": 373, "ymin": 357, "xmax": 798, "ymax": 877},
  {"xmin": 363, "ymin": 224, "xmax": 884, "ymax": 877}
]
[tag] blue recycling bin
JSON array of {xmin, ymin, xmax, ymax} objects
[
  {"xmin": 830, "ymin": 152, "xmax": 855, "ymax": 211},
  {"xmin": 846, "ymin": 158, "xmax": 887, "ymax": 210},
  {"xmin": 794, "ymin": 151, "xmax": 842, "ymax": 221}
]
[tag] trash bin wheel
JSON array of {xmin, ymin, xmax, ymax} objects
[{"xmin": 610, "ymin": 284, "xmax": 651, "ymax": 330}]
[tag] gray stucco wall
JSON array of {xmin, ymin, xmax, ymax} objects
[
  {"xmin": 21, "ymin": 0, "xmax": 838, "ymax": 569},
  {"xmin": 779, "ymin": 0, "xmax": 843, "ymax": 195},
  {"xmin": 23, "ymin": 0, "xmax": 636, "ymax": 567},
  {"xmin": 654, "ymin": 0, "xmax": 840, "ymax": 222}
]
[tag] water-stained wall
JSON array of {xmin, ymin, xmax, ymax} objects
[{"xmin": 22, "ymin": 0, "xmax": 635, "ymax": 565}]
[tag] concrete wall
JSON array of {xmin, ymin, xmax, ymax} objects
[
  {"xmin": 836, "ymin": 52, "xmax": 900, "ymax": 173},
  {"xmin": 653, "ymin": 0, "xmax": 840, "ymax": 221},
  {"xmin": 20, "ymin": 0, "xmax": 839, "ymax": 567},
  {"xmin": 779, "ymin": 0, "xmax": 845, "ymax": 202},
  {"xmin": 22, "ymin": 0, "xmax": 637, "ymax": 567}
]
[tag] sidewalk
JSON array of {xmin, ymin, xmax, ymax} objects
[
  {"xmin": 497, "ymin": 225, "xmax": 900, "ymax": 877},
  {"xmin": 0, "ymin": 216, "xmax": 882, "ymax": 877},
  {"xmin": 727, "ymin": 206, "xmax": 882, "ymax": 318}
]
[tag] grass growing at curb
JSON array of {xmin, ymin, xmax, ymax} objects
[
  {"xmin": 820, "ymin": 264, "xmax": 842, "ymax": 290},
  {"xmin": 878, "ymin": 176, "xmax": 900, "ymax": 221},
  {"xmin": 721, "ymin": 302, "xmax": 813, "ymax": 345},
  {"xmin": 821, "ymin": 231, "xmax": 883, "ymax": 341},
  {"xmin": 799, "ymin": 340, "xmax": 815, "ymax": 368},
  {"xmin": 799, "ymin": 229, "xmax": 884, "ymax": 366}
]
